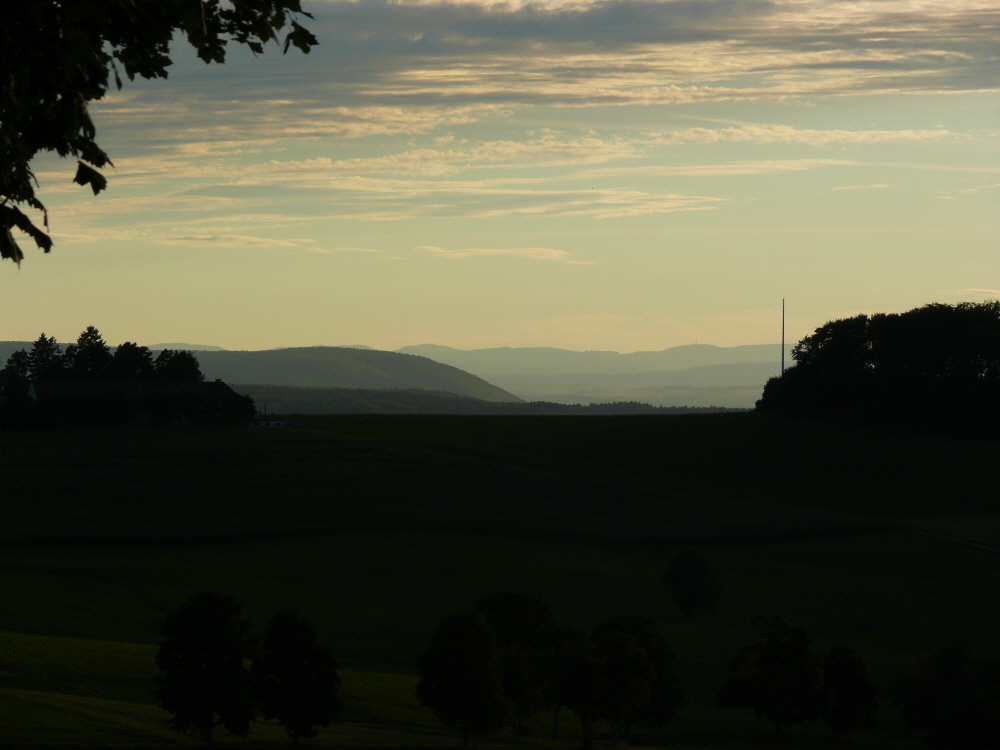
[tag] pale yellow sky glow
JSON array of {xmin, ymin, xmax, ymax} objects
[{"xmin": 5, "ymin": 0, "xmax": 998, "ymax": 352}]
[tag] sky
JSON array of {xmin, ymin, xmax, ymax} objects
[{"xmin": 5, "ymin": 0, "xmax": 999, "ymax": 352}]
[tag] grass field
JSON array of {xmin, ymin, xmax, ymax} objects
[{"xmin": 1, "ymin": 413, "xmax": 998, "ymax": 747}]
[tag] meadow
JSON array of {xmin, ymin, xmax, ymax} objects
[{"xmin": 1, "ymin": 413, "xmax": 998, "ymax": 747}]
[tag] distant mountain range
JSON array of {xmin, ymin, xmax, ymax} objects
[
  {"xmin": 397, "ymin": 343, "xmax": 791, "ymax": 375},
  {"xmin": 0, "ymin": 340, "xmax": 791, "ymax": 408},
  {"xmin": 396, "ymin": 344, "xmax": 791, "ymax": 407},
  {"xmin": 148, "ymin": 343, "xmax": 227, "ymax": 351}
]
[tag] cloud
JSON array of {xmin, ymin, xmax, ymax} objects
[
  {"xmin": 578, "ymin": 159, "xmax": 854, "ymax": 178},
  {"xmin": 415, "ymin": 246, "xmax": 574, "ymax": 260},
  {"xmin": 958, "ymin": 183, "xmax": 1000, "ymax": 195},
  {"xmin": 79, "ymin": 0, "xmax": 998, "ymax": 159},
  {"xmin": 954, "ymin": 288, "xmax": 1000, "ymax": 297},
  {"xmin": 655, "ymin": 126, "xmax": 956, "ymax": 147},
  {"xmin": 832, "ymin": 183, "xmax": 890, "ymax": 191},
  {"xmin": 306, "ymin": 246, "xmax": 384, "ymax": 253},
  {"xmin": 151, "ymin": 234, "xmax": 303, "ymax": 248}
]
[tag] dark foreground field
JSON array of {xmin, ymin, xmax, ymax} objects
[{"xmin": 1, "ymin": 413, "xmax": 998, "ymax": 748}]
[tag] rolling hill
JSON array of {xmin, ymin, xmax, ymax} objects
[
  {"xmin": 0, "ymin": 343, "xmax": 519, "ymax": 403},
  {"xmin": 191, "ymin": 348, "xmax": 519, "ymax": 402}
]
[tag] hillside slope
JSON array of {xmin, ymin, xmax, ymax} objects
[
  {"xmin": 0, "ymin": 343, "xmax": 519, "ymax": 403},
  {"xmin": 195, "ymin": 347, "xmax": 518, "ymax": 402}
]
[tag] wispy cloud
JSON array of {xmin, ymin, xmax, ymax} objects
[
  {"xmin": 832, "ymin": 183, "xmax": 890, "ymax": 191},
  {"xmin": 954, "ymin": 288, "xmax": 1000, "ymax": 297},
  {"xmin": 306, "ymin": 246, "xmax": 384, "ymax": 253},
  {"xmin": 415, "ymin": 246, "xmax": 574, "ymax": 260},
  {"xmin": 655, "ymin": 126, "xmax": 956, "ymax": 147},
  {"xmin": 958, "ymin": 183, "xmax": 1000, "ymax": 195},
  {"xmin": 160, "ymin": 234, "xmax": 302, "ymax": 248},
  {"xmin": 79, "ymin": 0, "xmax": 997, "ymax": 159}
]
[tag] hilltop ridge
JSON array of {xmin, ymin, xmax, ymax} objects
[
  {"xmin": 0, "ymin": 343, "xmax": 520, "ymax": 403},
  {"xmin": 191, "ymin": 347, "xmax": 519, "ymax": 402}
]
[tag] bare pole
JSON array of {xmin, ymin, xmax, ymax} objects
[{"xmin": 781, "ymin": 299, "xmax": 785, "ymax": 375}]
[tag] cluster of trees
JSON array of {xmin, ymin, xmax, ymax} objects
[
  {"xmin": 155, "ymin": 568, "xmax": 997, "ymax": 749},
  {"xmin": 757, "ymin": 301, "xmax": 1000, "ymax": 437},
  {"xmin": 155, "ymin": 592, "xmax": 341, "ymax": 746},
  {"xmin": 716, "ymin": 616, "xmax": 878, "ymax": 740},
  {"xmin": 1, "ymin": 327, "xmax": 257, "ymax": 426},
  {"xmin": 417, "ymin": 593, "xmax": 684, "ymax": 749},
  {"xmin": 5, "ymin": 327, "xmax": 203, "ymax": 381},
  {"xmin": 416, "ymin": 552, "xmax": 879, "ymax": 748}
]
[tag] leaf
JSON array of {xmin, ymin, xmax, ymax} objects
[
  {"xmin": 0, "ymin": 228, "xmax": 25, "ymax": 266},
  {"xmin": 2, "ymin": 204, "xmax": 54, "ymax": 254},
  {"xmin": 73, "ymin": 161, "xmax": 108, "ymax": 195},
  {"xmin": 284, "ymin": 22, "xmax": 317, "ymax": 54}
]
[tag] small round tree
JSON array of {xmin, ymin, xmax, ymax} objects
[
  {"xmin": 417, "ymin": 610, "xmax": 511, "ymax": 748},
  {"xmin": 592, "ymin": 615, "xmax": 685, "ymax": 736},
  {"xmin": 823, "ymin": 645, "xmax": 878, "ymax": 737},
  {"xmin": 254, "ymin": 609, "xmax": 342, "ymax": 746},
  {"xmin": 593, "ymin": 631, "xmax": 653, "ymax": 744},
  {"xmin": 154, "ymin": 592, "xmax": 256, "ymax": 745},
  {"xmin": 663, "ymin": 548, "xmax": 720, "ymax": 618},
  {"xmin": 551, "ymin": 631, "xmax": 607, "ymax": 750},
  {"xmin": 474, "ymin": 592, "xmax": 556, "ymax": 734},
  {"xmin": 716, "ymin": 616, "xmax": 825, "ymax": 739}
]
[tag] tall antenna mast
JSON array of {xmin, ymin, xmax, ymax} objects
[{"xmin": 781, "ymin": 298, "xmax": 785, "ymax": 375}]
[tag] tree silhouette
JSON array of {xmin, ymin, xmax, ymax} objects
[
  {"xmin": 593, "ymin": 631, "xmax": 653, "ymax": 744},
  {"xmin": 663, "ymin": 548, "xmax": 720, "ymax": 618},
  {"xmin": 823, "ymin": 645, "xmax": 878, "ymax": 737},
  {"xmin": 154, "ymin": 592, "xmax": 256, "ymax": 745},
  {"xmin": 417, "ymin": 610, "xmax": 511, "ymax": 748},
  {"xmin": 592, "ymin": 615, "xmax": 685, "ymax": 734},
  {"xmin": 1, "ymin": 1, "xmax": 316, "ymax": 264},
  {"xmin": 549, "ymin": 628, "xmax": 606, "ymax": 750},
  {"xmin": 5, "ymin": 348, "xmax": 29, "ymax": 378},
  {"xmin": 108, "ymin": 342, "xmax": 154, "ymax": 379},
  {"xmin": 898, "ymin": 648, "xmax": 1000, "ymax": 749},
  {"xmin": 154, "ymin": 350, "xmax": 204, "ymax": 382},
  {"xmin": 474, "ymin": 592, "xmax": 555, "ymax": 734},
  {"xmin": 757, "ymin": 301, "xmax": 1000, "ymax": 437},
  {"xmin": 716, "ymin": 616, "xmax": 825, "ymax": 739},
  {"xmin": 254, "ymin": 609, "xmax": 342, "ymax": 746},
  {"xmin": 69, "ymin": 326, "xmax": 112, "ymax": 378},
  {"xmin": 538, "ymin": 625, "xmax": 590, "ymax": 739},
  {"xmin": 474, "ymin": 591, "xmax": 555, "ymax": 650},
  {"xmin": 27, "ymin": 334, "xmax": 66, "ymax": 379}
]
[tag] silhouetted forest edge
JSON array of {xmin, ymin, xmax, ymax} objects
[
  {"xmin": 240, "ymin": 383, "xmax": 746, "ymax": 415},
  {"xmin": 758, "ymin": 301, "xmax": 1000, "ymax": 439}
]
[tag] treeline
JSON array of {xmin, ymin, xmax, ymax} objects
[
  {"xmin": 758, "ymin": 301, "xmax": 1000, "ymax": 437},
  {"xmin": 146, "ymin": 549, "xmax": 999, "ymax": 748},
  {"xmin": 418, "ymin": 552, "xmax": 875, "ymax": 747},
  {"xmin": 5, "ymin": 326, "xmax": 203, "ymax": 381},
  {"xmin": 237, "ymin": 383, "xmax": 745, "ymax": 416},
  {"xmin": 1, "ymin": 327, "xmax": 255, "ymax": 426}
]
